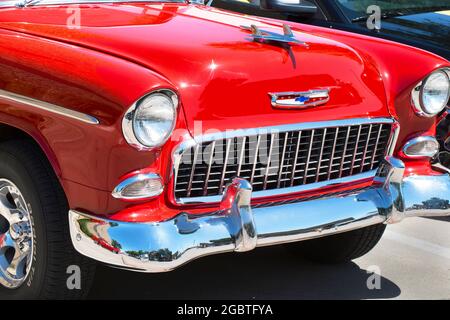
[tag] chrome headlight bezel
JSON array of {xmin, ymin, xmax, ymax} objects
[
  {"xmin": 412, "ymin": 68, "xmax": 450, "ymax": 118},
  {"xmin": 401, "ymin": 136, "xmax": 439, "ymax": 159},
  {"xmin": 122, "ymin": 89, "xmax": 178, "ymax": 151},
  {"xmin": 112, "ymin": 173, "xmax": 164, "ymax": 200}
]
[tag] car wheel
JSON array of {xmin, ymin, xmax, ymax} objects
[
  {"xmin": 285, "ymin": 224, "xmax": 386, "ymax": 264},
  {"xmin": 0, "ymin": 139, "xmax": 96, "ymax": 299}
]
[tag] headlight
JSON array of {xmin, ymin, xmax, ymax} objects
[
  {"xmin": 412, "ymin": 69, "xmax": 450, "ymax": 117},
  {"xmin": 123, "ymin": 90, "xmax": 178, "ymax": 150}
]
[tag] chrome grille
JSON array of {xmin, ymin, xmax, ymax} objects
[{"xmin": 174, "ymin": 120, "xmax": 393, "ymax": 201}]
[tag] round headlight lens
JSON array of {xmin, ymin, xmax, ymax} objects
[
  {"xmin": 132, "ymin": 92, "xmax": 177, "ymax": 148},
  {"xmin": 418, "ymin": 70, "xmax": 450, "ymax": 116}
]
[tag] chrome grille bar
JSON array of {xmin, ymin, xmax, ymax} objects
[
  {"xmin": 327, "ymin": 128, "xmax": 339, "ymax": 180},
  {"xmin": 203, "ymin": 140, "xmax": 216, "ymax": 196},
  {"xmin": 219, "ymin": 139, "xmax": 231, "ymax": 193},
  {"xmin": 316, "ymin": 128, "xmax": 327, "ymax": 183},
  {"xmin": 339, "ymin": 127, "xmax": 351, "ymax": 178},
  {"xmin": 303, "ymin": 129, "xmax": 315, "ymax": 184},
  {"xmin": 250, "ymin": 135, "xmax": 261, "ymax": 185},
  {"xmin": 263, "ymin": 133, "xmax": 275, "ymax": 190},
  {"xmin": 370, "ymin": 125, "xmax": 383, "ymax": 170},
  {"xmin": 237, "ymin": 136, "xmax": 246, "ymax": 176},
  {"xmin": 186, "ymin": 144, "xmax": 200, "ymax": 197},
  {"xmin": 277, "ymin": 133, "xmax": 289, "ymax": 188},
  {"xmin": 360, "ymin": 124, "xmax": 373, "ymax": 173},
  {"xmin": 290, "ymin": 131, "xmax": 302, "ymax": 187},
  {"xmin": 349, "ymin": 125, "xmax": 362, "ymax": 175}
]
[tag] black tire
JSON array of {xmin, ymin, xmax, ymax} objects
[
  {"xmin": 286, "ymin": 224, "xmax": 386, "ymax": 264},
  {"xmin": 0, "ymin": 139, "xmax": 96, "ymax": 299}
]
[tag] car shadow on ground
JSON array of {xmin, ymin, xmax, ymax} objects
[
  {"xmin": 425, "ymin": 216, "xmax": 450, "ymax": 222},
  {"xmin": 88, "ymin": 245, "xmax": 400, "ymax": 300}
]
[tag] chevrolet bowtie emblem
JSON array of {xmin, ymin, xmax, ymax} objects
[
  {"xmin": 241, "ymin": 24, "xmax": 307, "ymax": 46},
  {"xmin": 269, "ymin": 90, "xmax": 330, "ymax": 109}
]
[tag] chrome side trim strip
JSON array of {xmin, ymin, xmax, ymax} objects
[{"xmin": 0, "ymin": 89, "xmax": 99, "ymax": 125}]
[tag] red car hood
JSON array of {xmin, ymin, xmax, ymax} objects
[{"xmin": 0, "ymin": 3, "xmax": 389, "ymax": 133}]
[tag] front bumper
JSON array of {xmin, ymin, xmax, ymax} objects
[{"xmin": 69, "ymin": 157, "xmax": 450, "ymax": 272}]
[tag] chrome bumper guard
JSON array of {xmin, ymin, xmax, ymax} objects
[{"xmin": 69, "ymin": 157, "xmax": 450, "ymax": 273}]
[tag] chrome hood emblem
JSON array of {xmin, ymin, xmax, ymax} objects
[
  {"xmin": 241, "ymin": 24, "xmax": 307, "ymax": 46},
  {"xmin": 269, "ymin": 90, "xmax": 330, "ymax": 109}
]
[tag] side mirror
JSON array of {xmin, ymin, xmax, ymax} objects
[{"xmin": 260, "ymin": 0, "xmax": 317, "ymax": 15}]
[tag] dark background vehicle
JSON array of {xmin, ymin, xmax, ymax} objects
[{"xmin": 211, "ymin": 0, "xmax": 450, "ymax": 60}]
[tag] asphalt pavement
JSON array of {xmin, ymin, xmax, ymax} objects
[{"xmin": 88, "ymin": 216, "xmax": 450, "ymax": 300}]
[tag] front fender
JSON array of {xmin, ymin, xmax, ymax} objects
[{"xmin": 0, "ymin": 28, "xmax": 182, "ymax": 215}]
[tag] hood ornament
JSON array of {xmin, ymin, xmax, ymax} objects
[
  {"xmin": 269, "ymin": 89, "xmax": 329, "ymax": 109},
  {"xmin": 241, "ymin": 24, "xmax": 307, "ymax": 46}
]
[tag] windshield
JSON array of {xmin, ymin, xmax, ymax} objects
[
  {"xmin": 0, "ymin": 0, "xmax": 186, "ymax": 7},
  {"xmin": 335, "ymin": 0, "xmax": 450, "ymax": 21}
]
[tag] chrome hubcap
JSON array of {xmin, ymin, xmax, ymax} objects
[{"xmin": 0, "ymin": 179, "xmax": 34, "ymax": 289}]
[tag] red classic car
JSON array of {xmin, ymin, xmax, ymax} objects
[{"xmin": 0, "ymin": 0, "xmax": 449, "ymax": 299}]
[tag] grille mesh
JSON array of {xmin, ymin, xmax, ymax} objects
[{"xmin": 175, "ymin": 122, "xmax": 392, "ymax": 199}]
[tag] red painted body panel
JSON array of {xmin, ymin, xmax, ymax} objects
[
  {"xmin": 0, "ymin": 4, "xmax": 390, "ymax": 133},
  {"xmin": 292, "ymin": 23, "xmax": 444, "ymax": 154},
  {"xmin": 0, "ymin": 2, "xmax": 448, "ymax": 222}
]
